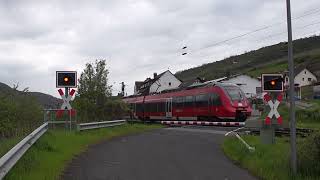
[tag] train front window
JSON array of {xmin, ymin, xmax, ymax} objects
[{"xmin": 224, "ymin": 86, "xmax": 245, "ymax": 101}]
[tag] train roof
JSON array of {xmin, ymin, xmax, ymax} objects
[{"xmin": 123, "ymin": 81, "xmax": 240, "ymax": 100}]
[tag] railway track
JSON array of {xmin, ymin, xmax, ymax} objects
[
  {"xmin": 127, "ymin": 119, "xmax": 316, "ymax": 137},
  {"xmin": 244, "ymin": 127, "xmax": 315, "ymax": 137}
]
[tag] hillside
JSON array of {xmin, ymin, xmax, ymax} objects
[
  {"xmin": 176, "ymin": 36, "xmax": 320, "ymax": 81},
  {"xmin": 27, "ymin": 92, "xmax": 62, "ymax": 109},
  {"xmin": 0, "ymin": 82, "xmax": 62, "ymax": 109}
]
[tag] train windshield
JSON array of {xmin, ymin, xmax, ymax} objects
[{"xmin": 223, "ymin": 86, "xmax": 245, "ymax": 101}]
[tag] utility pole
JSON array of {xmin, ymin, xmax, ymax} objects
[{"xmin": 286, "ymin": 0, "xmax": 297, "ymax": 174}]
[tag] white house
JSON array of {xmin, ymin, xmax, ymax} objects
[
  {"xmin": 134, "ymin": 70, "xmax": 182, "ymax": 95},
  {"xmin": 221, "ymin": 75, "xmax": 261, "ymax": 98},
  {"xmin": 283, "ymin": 68, "xmax": 317, "ymax": 87}
]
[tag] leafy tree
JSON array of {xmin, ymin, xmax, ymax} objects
[{"xmin": 74, "ymin": 59, "xmax": 127, "ymax": 122}]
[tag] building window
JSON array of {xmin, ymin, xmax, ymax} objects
[
  {"xmin": 308, "ymin": 78, "xmax": 312, "ymax": 81},
  {"xmin": 169, "ymin": 82, "xmax": 172, "ymax": 86},
  {"xmin": 305, "ymin": 71, "xmax": 307, "ymax": 74},
  {"xmin": 285, "ymin": 77, "xmax": 288, "ymax": 82},
  {"xmin": 302, "ymin": 78, "xmax": 304, "ymax": 81}
]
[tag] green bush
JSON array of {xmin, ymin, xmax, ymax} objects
[
  {"xmin": 298, "ymin": 131, "xmax": 320, "ymax": 175},
  {"xmin": 296, "ymin": 108, "xmax": 320, "ymax": 123},
  {"xmin": 0, "ymin": 93, "xmax": 42, "ymax": 138}
]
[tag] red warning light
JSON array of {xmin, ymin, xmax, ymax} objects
[{"xmin": 271, "ymin": 80, "xmax": 276, "ymax": 86}]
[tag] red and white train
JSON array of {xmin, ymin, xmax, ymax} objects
[{"xmin": 123, "ymin": 82, "xmax": 252, "ymax": 122}]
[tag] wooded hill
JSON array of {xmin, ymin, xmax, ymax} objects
[
  {"xmin": 175, "ymin": 36, "xmax": 320, "ymax": 81},
  {"xmin": 0, "ymin": 82, "xmax": 62, "ymax": 109}
]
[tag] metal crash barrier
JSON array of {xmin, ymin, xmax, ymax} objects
[
  {"xmin": 0, "ymin": 123, "xmax": 49, "ymax": 179},
  {"xmin": 77, "ymin": 120, "xmax": 126, "ymax": 131}
]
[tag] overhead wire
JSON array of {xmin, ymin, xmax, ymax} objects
[
  {"xmin": 262, "ymin": 20, "xmax": 320, "ymax": 41},
  {"xmin": 192, "ymin": 7, "xmax": 320, "ymax": 52}
]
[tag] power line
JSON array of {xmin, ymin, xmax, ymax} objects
[
  {"xmin": 262, "ymin": 20, "xmax": 320, "ymax": 40},
  {"xmin": 194, "ymin": 7, "xmax": 320, "ymax": 52},
  {"xmin": 183, "ymin": 20, "xmax": 320, "ymax": 65}
]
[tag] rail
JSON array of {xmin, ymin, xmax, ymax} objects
[
  {"xmin": 0, "ymin": 122, "xmax": 48, "ymax": 179},
  {"xmin": 246, "ymin": 127, "xmax": 314, "ymax": 137},
  {"xmin": 77, "ymin": 120, "xmax": 126, "ymax": 131}
]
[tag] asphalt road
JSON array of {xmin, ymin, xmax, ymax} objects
[{"xmin": 62, "ymin": 127, "xmax": 256, "ymax": 180}]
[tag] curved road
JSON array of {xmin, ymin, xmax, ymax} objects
[{"xmin": 62, "ymin": 127, "xmax": 256, "ymax": 180}]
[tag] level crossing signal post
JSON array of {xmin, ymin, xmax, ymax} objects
[
  {"xmin": 54, "ymin": 71, "xmax": 77, "ymax": 130},
  {"xmin": 261, "ymin": 74, "xmax": 284, "ymax": 144}
]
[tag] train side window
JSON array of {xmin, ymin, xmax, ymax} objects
[
  {"xmin": 212, "ymin": 93, "xmax": 222, "ymax": 106},
  {"xmin": 160, "ymin": 102, "xmax": 165, "ymax": 112},
  {"xmin": 185, "ymin": 96, "xmax": 194, "ymax": 107},
  {"xmin": 154, "ymin": 103, "xmax": 158, "ymax": 112},
  {"xmin": 150, "ymin": 103, "xmax": 155, "ymax": 112},
  {"xmin": 146, "ymin": 103, "xmax": 155, "ymax": 112},
  {"xmin": 181, "ymin": 97, "xmax": 185, "ymax": 108},
  {"xmin": 145, "ymin": 103, "xmax": 150, "ymax": 112},
  {"xmin": 195, "ymin": 94, "xmax": 208, "ymax": 106},
  {"xmin": 136, "ymin": 103, "xmax": 143, "ymax": 112},
  {"xmin": 156, "ymin": 103, "xmax": 159, "ymax": 112},
  {"xmin": 153, "ymin": 103, "xmax": 158, "ymax": 112},
  {"xmin": 174, "ymin": 96, "xmax": 184, "ymax": 108}
]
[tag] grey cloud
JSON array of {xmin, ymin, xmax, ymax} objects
[{"xmin": 0, "ymin": 0, "xmax": 319, "ymax": 96}]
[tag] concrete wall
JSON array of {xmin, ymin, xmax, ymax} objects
[{"xmin": 149, "ymin": 71, "xmax": 181, "ymax": 93}]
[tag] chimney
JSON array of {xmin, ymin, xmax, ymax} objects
[{"xmin": 153, "ymin": 73, "xmax": 157, "ymax": 79}]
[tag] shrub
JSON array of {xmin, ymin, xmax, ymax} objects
[
  {"xmin": 298, "ymin": 131, "xmax": 320, "ymax": 175},
  {"xmin": 0, "ymin": 93, "xmax": 42, "ymax": 138}
]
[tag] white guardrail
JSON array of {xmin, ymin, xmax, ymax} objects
[
  {"xmin": 0, "ymin": 122, "xmax": 48, "ymax": 179},
  {"xmin": 77, "ymin": 120, "xmax": 126, "ymax": 131},
  {"xmin": 0, "ymin": 120, "xmax": 126, "ymax": 179}
]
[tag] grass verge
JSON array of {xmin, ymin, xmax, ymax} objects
[
  {"xmin": 0, "ymin": 137, "xmax": 22, "ymax": 157},
  {"xmin": 3, "ymin": 123, "xmax": 163, "ymax": 180},
  {"xmin": 223, "ymin": 135, "xmax": 319, "ymax": 180}
]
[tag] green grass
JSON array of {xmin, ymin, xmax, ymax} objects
[
  {"xmin": 246, "ymin": 61, "xmax": 288, "ymax": 78},
  {"xmin": 223, "ymin": 136, "xmax": 318, "ymax": 180},
  {"xmin": 301, "ymin": 86, "xmax": 314, "ymax": 100},
  {"xmin": 3, "ymin": 123, "xmax": 163, "ymax": 180},
  {"xmin": 0, "ymin": 137, "xmax": 22, "ymax": 157}
]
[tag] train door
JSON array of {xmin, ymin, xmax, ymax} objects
[
  {"xmin": 195, "ymin": 94, "xmax": 209, "ymax": 114},
  {"xmin": 165, "ymin": 98, "xmax": 172, "ymax": 118},
  {"xmin": 210, "ymin": 93, "xmax": 222, "ymax": 119},
  {"xmin": 133, "ymin": 103, "xmax": 136, "ymax": 118},
  {"xmin": 208, "ymin": 95, "xmax": 213, "ymax": 116}
]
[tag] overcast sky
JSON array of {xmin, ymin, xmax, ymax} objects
[{"xmin": 0, "ymin": 0, "xmax": 320, "ymax": 97}]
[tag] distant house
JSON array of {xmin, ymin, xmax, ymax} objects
[
  {"xmin": 283, "ymin": 67, "xmax": 317, "ymax": 87},
  {"xmin": 221, "ymin": 75, "xmax": 261, "ymax": 98},
  {"xmin": 134, "ymin": 70, "xmax": 182, "ymax": 95},
  {"xmin": 134, "ymin": 81, "xmax": 144, "ymax": 95},
  {"xmin": 178, "ymin": 77, "xmax": 206, "ymax": 89}
]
